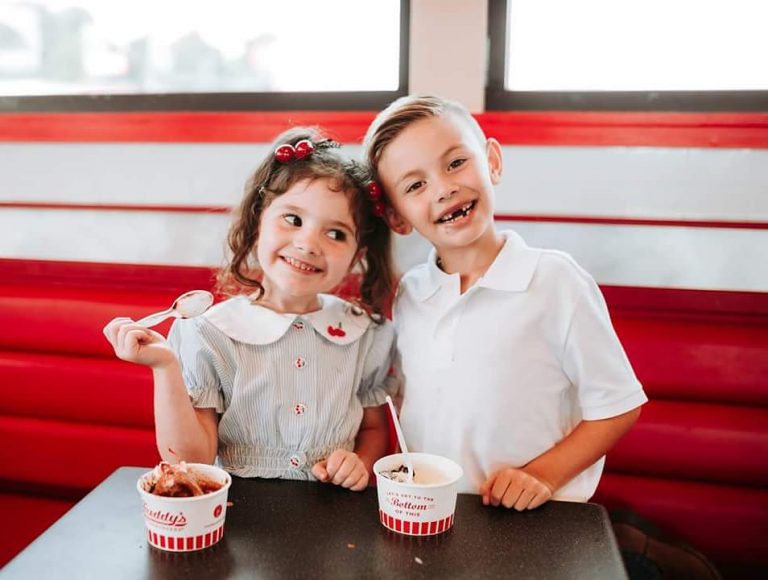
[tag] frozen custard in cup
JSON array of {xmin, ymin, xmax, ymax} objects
[
  {"xmin": 374, "ymin": 452, "xmax": 463, "ymax": 536},
  {"xmin": 137, "ymin": 462, "xmax": 232, "ymax": 552}
]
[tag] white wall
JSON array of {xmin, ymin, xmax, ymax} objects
[{"xmin": 1, "ymin": 142, "xmax": 766, "ymax": 291}]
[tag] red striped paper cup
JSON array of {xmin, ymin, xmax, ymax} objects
[
  {"xmin": 137, "ymin": 463, "xmax": 232, "ymax": 552},
  {"xmin": 374, "ymin": 453, "xmax": 463, "ymax": 536}
]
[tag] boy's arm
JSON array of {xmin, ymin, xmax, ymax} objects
[
  {"xmin": 523, "ymin": 406, "xmax": 641, "ymax": 493},
  {"xmin": 481, "ymin": 406, "xmax": 641, "ymax": 509}
]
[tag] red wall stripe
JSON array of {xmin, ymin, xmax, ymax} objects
[
  {"xmin": 1, "ymin": 111, "xmax": 766, "ymax": 148},
  {"xmin": 492, "ymin": 214, "xmax": 768, "ymax": 230},
  {"xmin": 0, "ymin": 202, "xmax": 231, "ymax": 214},
  {"xmin": 2, "ymin": 202, "xmax": 765, "ymax": 230}
]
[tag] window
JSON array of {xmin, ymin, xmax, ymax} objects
[
  {"xmin": 487, "ymin": 0, "xmax": 768, "ymax": 110},
  {"xmin": 0, "ymin": 0, "xmax": 408, "ymax": 111}
]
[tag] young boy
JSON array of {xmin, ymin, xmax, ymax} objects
[{"xmin": 362, "ymin": 95, "xmax": 647, "ymax": 510}]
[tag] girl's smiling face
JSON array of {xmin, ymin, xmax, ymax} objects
[
  {"xmin": 377, "ymin": 113, "xmax": 502, "ymax": 256},
  {"xmin": 256, "ymin": 177, "xmax": 361, "ymax": 313}
]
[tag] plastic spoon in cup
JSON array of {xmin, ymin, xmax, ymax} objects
[
  {"xmin": 385, "ymin": 395, "xmax": 415, "ymax": 483},
  {"xmin": 135, "ymin": 290, "xmax": 214, "ymax": 328}
]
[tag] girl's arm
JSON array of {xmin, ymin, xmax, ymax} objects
[
  {"xmin": 353, "ymin": 404, "xmax": 390, "ymax": 473},
  {"xmin": 103, "ymin": 318, "xmax": 219, "ymax": 464},
  {"xmin": 311, "ymin": 405, "xmax": 390, "ymax": 490},
  {"xmin": 153, "ymin": 361, "xmax": 219, "ymax": 464}
]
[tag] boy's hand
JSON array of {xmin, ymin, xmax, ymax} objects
[
  {"xmin": 479, "ymin": 467, "xmax": 553, "ymax": 511},
  {"xmin": 311, "ymin": 449, "xmax": 369, "ymax": 491},
  {"xmin": 103, "ymin": 317, "xmax": 177, "ymax": 369}
]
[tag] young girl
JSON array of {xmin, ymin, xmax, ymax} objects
[
  {"xmin": 104, "ymin": 127, "xmax": 397, "ymax": 491},
  {"xmin": 362, "ymin": 96, "xmax": 647, "ymax": 509}
]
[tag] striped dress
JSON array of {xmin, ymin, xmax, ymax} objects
[{"xmin": 167, "ymin": 294, "xmax": 398, "ymax": 480}]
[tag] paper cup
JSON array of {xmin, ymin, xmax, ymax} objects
[
  {"xmin": 137, "ymin": 463, "xmax": 232, "ymax": 552},
  {"xmin": 374, "ymin": 452, "xmax": 463, "ymax": 536}
]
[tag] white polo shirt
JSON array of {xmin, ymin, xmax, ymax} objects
[{"xmin": 395, "ymin": 230, "xmax": 647, "ymax": 500}]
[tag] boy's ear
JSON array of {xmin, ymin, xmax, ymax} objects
[
  {"xmin": 350, "ymin": 247, "xmax": 366, "ymax": 272},
  {"xmin": 384, "ymin": 206, "xmax": 413, "ymax": 235},
  {"xmin": 486, "ymin": 137, "xmax": 503, "ymax": 185}
]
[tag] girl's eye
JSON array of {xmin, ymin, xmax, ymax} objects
[
  {"xmin": 405, "ymin": 180, "xmax": 424, "ymax": 194},
  {"xmin": 448, "ymin": 158, "xmax": 466, "ymax": 170},
  {"xmin": 283, "ymin": 214, "xmax": 302, "ymax": 227},
  {"xmin": 327, "ymin": 229, "xmax": 347, "ymax": 242}
]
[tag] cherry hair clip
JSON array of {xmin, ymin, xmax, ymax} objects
[
  {"xmin": 274, "ymin": 138, "xmax": 339, "ymax": 164},
  {"xmin": 367, "ymin": 181, "xmax": 386, "ymax": 217}
]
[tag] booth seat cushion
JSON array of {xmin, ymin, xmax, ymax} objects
[
  {"xmin": 606, "ymin": 399, "xmax": 768, "ymax": 487},
  {"xmin": 595, "ymin": 473, "xmax": 768, "ymax": 567},
  {"xmin": 0, "ymin": 351, "xmax": 154, "ymax": 428},
  {"xmin": 614, "ymin": 317, "xmax": 768, "ymax": 405},
  {"xmin": 0, "ymin": 493, "xmax": 75, "ymax": 568},
  {"xmin": 0, "ymin": 416, "xmax": 157, "ymax": 494}
]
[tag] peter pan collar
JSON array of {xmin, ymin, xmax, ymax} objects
[
  {"xmin": 202, "ymin": 294, "xmax": 372, "ymax": 345},
  {"xmin": 414, "ymin": 230, "xmax": 540, "ymax": 301}
]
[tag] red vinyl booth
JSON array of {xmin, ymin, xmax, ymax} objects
[{"xmin": 1, "ymin": 259, "xmax": 766, "ymax": 576}]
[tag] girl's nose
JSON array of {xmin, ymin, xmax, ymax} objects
[{"xmin": 293, "ymin": 230, "xmax": 320, "ymax": 254}]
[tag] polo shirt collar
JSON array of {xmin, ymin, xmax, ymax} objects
[
  {"xmin": 202, "ymin": 294, "xmax": 371, "ymax": 345},
  {"xmin": 414, "ymin": 230, "xmax": 540, "ymax": 302}
]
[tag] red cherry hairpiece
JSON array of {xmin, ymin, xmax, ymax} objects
[
  {"xmin": 273, "ymin": 138, "xmax": 339, "ymax": 164},
  {"xmin": 367, "ymin": 181, "xmax": 387, "ymax": 217}
]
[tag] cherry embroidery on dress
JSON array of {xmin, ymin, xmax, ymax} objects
[{"xmin": 327, "ymin": 323, "xmax": 346, "ymax": 338}]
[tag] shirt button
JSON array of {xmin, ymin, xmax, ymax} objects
[
  {"xmin": 294, "ymin": 403, "xmax": 306, "ymax": 415},
  {"xmin": 294, "ymin": 357, "xmax": 306, "ymax": 369},
  {"xmin": 289, "ymin": 455, "xmax": 304, "ymax": 469},
  {"xmin": 293, "ymin": 321, "xmax": 305, "ymax": 330}
]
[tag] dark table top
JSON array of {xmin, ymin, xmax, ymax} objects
[{"xmin": 2, "ymin": 467, "xmax": 627, "ymax": 579}]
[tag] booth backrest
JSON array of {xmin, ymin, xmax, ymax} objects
[
  {"xmin": 595, "ymin": 287, "xmax": 768, "ymax": 576},
  {"xmin": 0, "ymin": 260, "xmax": 766, "ymax": 575}
]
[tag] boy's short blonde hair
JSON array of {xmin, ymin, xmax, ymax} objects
[{"xmin": 362, "ymin": 95, "xmax": 487, "ymax": 174}]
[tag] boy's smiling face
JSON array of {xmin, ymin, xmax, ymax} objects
[{"xmin": 377, "ymin": 113, "xmax": 502, "ymax": 256}]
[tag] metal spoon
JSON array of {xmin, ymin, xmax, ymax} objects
[
  {"xmin": 135, "ymin": 290, "xmax": 214, "ymax": 328},
  {"xmin": 385, "ymin": 395, "xmax": 415, "ymax": 483}
]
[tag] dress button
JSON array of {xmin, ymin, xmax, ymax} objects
[
  {"xmin": 294, "ymin": 357, "xmax": 306, "ymax": 369},
  {"xmin": 289, "ymin": 455, "xmax": 303, "ymax": 468},
  {"xmin": 294, "ymin": 403, "xmax": 306, "ymax": 415}
]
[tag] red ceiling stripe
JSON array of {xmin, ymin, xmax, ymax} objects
[{"xmin": 1, "ymin": 111, "xmax": 767, "ymax": 148}]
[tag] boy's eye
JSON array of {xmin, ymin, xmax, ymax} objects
[
  {"xmin": 327, "ymin": 229, "xmax": 347, "ymax": 242},
  {"xmin": 405, "ymin": 180, "xmax": 424, "ymax": 194},
  {"xmin": 283, "ymin": 214, "xmax": 302, "ymax": 227},
  {"xmin": 448, "ymin": 158, "xmax": 466, "ymax": 170}
]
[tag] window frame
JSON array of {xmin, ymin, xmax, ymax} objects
[
  {"xmin": 486, "ymin": 0, "xmax": 768, "ymax": 112},
  {"xmin": 0, "ymin": 0, "xmax": 410, "ymax": 113}
]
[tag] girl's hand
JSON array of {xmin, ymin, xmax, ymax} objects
[
  {"xmin": 479, "ymin": 467, "xmax": 553, "ymax": 511},
  {"xmin": 103, "ymin": 317, "xmax": 177, "ymax": 369},
  {"xmin": 311, "ymin": 449, "xmax": 369, "ymax": 491}
]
